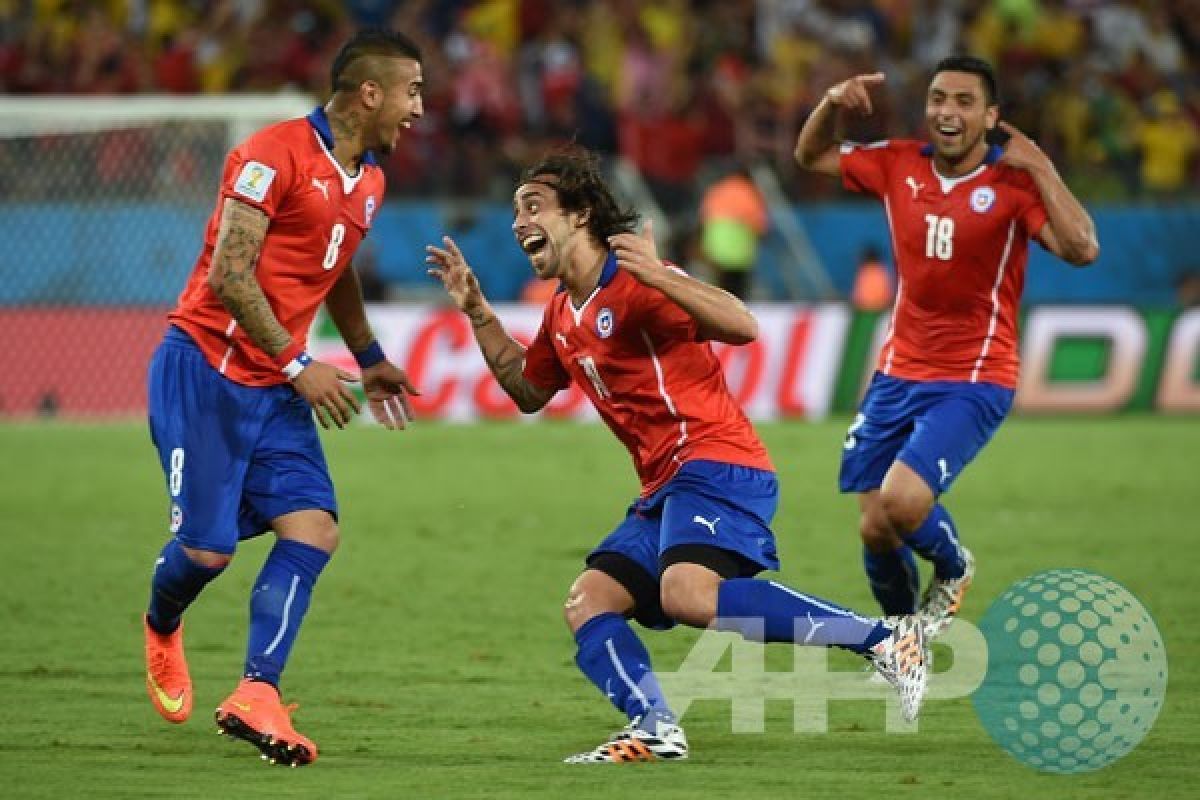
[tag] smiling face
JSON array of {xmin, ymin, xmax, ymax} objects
[
  {"xmin": 511, "ymin": 180, "xmax": 588, "ymax": 280},
  {"xmin": 367, "ymin": 57, "xmax": 424, "ymax": 155},
  {"xmin": 925, "ymin": 70, "xmax": 998, "ymax": 171}
]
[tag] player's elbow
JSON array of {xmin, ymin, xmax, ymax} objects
[
  {"xmin": 727, "ymin": 318, "xmax": 758, "ymax": 346},
  {"xmin": 1068, "ymin": 237, "xmax": 1099, "ymax": 267},
  {"xmin": 516, "ymin": 397, "xmax": 547, "ymax": 414},
  {"xmin": 727, "ymin": 309, "xmax": 759, "ymax": 345},
  {"xmin": 794, "ymin": 142, "xmax": 817, "ymax": 170},
  {"xmin": 206, "ymin": 267, "xmax": 224, "ymax": 293}
]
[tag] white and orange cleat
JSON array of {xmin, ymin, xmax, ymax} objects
[
  {"xmin": 866, "ymin": 615, "xmax": 928, "ymax": 722},
  {"xmin": 919, "ymin": 547, "xmax": 975, "ymax": 641},
  {"xmin": 564, "ymin": 716, "xmax": 688, "ymax": 764}
]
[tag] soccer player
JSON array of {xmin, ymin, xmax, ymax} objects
[
  {"xmin": 141, "ymin": 29, "xmax": 424, "ymax": 766},
  {"xmin": 794, "ymin": 57, "xmax": 1098, "ymax": 640},
  {"xmin": 426, "ymin": 149, "xmax": 929, "ymax": 764}
]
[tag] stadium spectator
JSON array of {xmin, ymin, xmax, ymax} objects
[
  {"xmin": 698, "ymin": 166, "xmax": 768, "ymax": 298},
  {"xmin": 1133, "ymin": 89, "xmax": 1199, "ymax": 198},
  {"xmin": 851, "ymin": 243, "xmax": 894, "ymax": 312}
]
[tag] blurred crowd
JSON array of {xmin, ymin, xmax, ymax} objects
[{"xmin": 2, "ymin": 0, "xmax": 1198, "ymax": 206}]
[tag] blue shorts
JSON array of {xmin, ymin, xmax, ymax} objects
[
  {"xmin": 146, "ymin": 327, "xmax": 336, "ymax": 554},
  {"xmin": 839, "ymin": 372, "xmax": 1014, "ymax": 496},
  {"xmin": 588, "ymin": 460, "xmax": 780, "ymax": 608}
]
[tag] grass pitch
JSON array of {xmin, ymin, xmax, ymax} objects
[{"xmin": 0, "ymin": 417, "xmax": 1196, "ymax": 798}]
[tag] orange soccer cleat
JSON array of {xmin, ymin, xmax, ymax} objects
[
  {"xmin": 215, "ymin": 678, "xmax": 318, "ymax": 766},
  {"xmin": 144, "ymin": 615, "xmax": 193, "ymax": 724}
]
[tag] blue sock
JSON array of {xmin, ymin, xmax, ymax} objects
[
  {"xmin": 147, "ymin": 538, "xmax": 225, "ymax": 634},
  {"xmin": 863, "ymin": 545, "xmax": 920, "ymax": 614},
  {"xmin": 243, "ymin": 540, "xmax": 330, "ymax": 687},
  {"xmin": 574, "ymin": 612, "xmax": 674, "ymax": 725},
  {"xmin": 716, "ymin": 578, "xmax": 890, "ymax": 655},
  {"xmin": 903, "ymin": 504, "xmax": 966, "ymax": 580}
]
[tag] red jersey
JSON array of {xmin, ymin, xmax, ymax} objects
[
  {"xmin": 840, "ymin": 139, "xmax": 1048, "ymax": 388},
  {"xmin": 522, "ymin": 254, "xmax": 774, "ymax": 496},
  {"xmin": 169, "ymin": 107, "xmax": 385, "ymax": 386}
]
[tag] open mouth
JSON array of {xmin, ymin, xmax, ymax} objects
[
  {"xmin": 935, "ymin": 123, "xmax": 962, "ymax": 140},
  {"xmin": 521, "ymin": 233, "xmax": 548, "ymax": 256}
]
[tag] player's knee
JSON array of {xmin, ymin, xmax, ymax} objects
[
  {"xmin": 879, "ymin": 486, "xmax": 932, "ymax": 534},
  {"xmin": 858, "ymin": 509, "xmax": 898, "ymax": 552},
  {"xmin": 659, "ymin": 565, "xmax": 718, "ymax": 628},
  {"xmin": 563, "ymin": 577, "xmax": 620, "ymax": 633},
  {"xmin": 180, "ymin": 544, "xmax": 233, "ymax": 569}
]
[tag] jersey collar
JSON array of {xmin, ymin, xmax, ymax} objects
[
  {"xmin": 555, "ymin": 251, "xmax": 618, "ymax": 295},
  {"xmin": 306, "ymin": 106, "xmax": 377, "ymax": 167},
  {"xmin": 919, "ymin": 142, "xmax": 1003, "ymax": 167},
  {"xmin": 598, "ymin": 251, "xmax": 619, "ymax": 287}
]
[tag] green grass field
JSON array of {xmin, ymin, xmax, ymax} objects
[{"xmin": 0, "ymin": 418, "xmax": 1196, "ymax": 798}]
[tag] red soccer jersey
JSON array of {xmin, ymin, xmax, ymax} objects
[
  {"xmin": 522, "ymin": 254, "xmax": 774, "ymax": 496},
  {"xmin": 840, "ymin": 139, "xmax": 1048, "ymax": 387},
  {"xmin": 169, "ymin": 107, "xmax": 385, "ymax": 386}
]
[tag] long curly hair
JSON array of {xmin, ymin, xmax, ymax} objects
[{"xmin": 520, "ymin": 148, "xmax": 639, "ymax": 245}]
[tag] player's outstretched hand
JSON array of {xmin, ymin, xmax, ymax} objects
[
  {"xmin": 362, "ymin": 360, "xmax": 419, "ymax": 430},
  {"xmin": 996, "ymin": 121, "xmax": 1049, "ymax": 172},
  {"xmin": 292, "ymin": 360, "xmax": 361, "ymax": 430},
  {"xmin": 827, "ymin": 72, "xmax": 886, "ymax": 115},
  {"xmin": 609, "ymin": 219, "xmax": 661, "ymax": 285},
  {"xmin": 427, "ymin": 236, "xmax": 484, "ymax": 314}
]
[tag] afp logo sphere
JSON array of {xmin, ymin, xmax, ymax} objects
[{"xmin": 972, "ymin": 569, "xmax": 1167, "ymax": 773}]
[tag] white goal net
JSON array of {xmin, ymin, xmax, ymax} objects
[{"xmin": 0, "ymin": 94, "xmax": 314, "ymax": 417}]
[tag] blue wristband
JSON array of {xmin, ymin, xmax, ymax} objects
[
  {"xmin": 281, "ymin": 351, "xmax": 313, "ymax": 380},
  {"xmin": 353, "ymin": 340, "xmax": 386, "ymax": 369}
]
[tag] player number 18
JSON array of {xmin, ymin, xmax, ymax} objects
[{"xmin": 924, "ymin": 214, "xmax": 954, "ymax": 261}]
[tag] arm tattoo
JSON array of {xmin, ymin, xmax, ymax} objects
[
  {"xmin": 469, "ymin": 312, "xmax": 552, "ymax": 411},
  {"xmin": 481, "ymin": 342, "xmax": 550, "ymax": 412},
  {"xmin": 209, "ymin": 199, "xmax": 291, "ymax": 356}
]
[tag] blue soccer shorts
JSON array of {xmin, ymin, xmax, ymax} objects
[
  {"xmin": 839, "ymin": 371, "xmax": 1015, "ymax": 496},
  {"xmin": 587, "ymin": 459, "xmax": 781, "ymax": 626},
  {"xmin": 146, "ymin": 326, "xmax": 337, "ymax": 554}
]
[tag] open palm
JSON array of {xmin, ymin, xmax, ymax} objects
[{"xmin": 426, "ymin": 235, "xmax": 483, "ymax": 312}]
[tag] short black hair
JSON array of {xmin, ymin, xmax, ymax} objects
[
  {"xmin": 331, "ymin": 29, "xmax": 422, "ymax": 93},
  {"xmin": 932, "ymin": 55, "xmax": 999, "ymax": 105},
  {"xmin": 521, "ymin": 148, "xmax": 639, "ymax": 243}
]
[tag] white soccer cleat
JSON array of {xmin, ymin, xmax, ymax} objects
[
  {"xmin": 564, "ymin": 715, "xmax": 689, "ymax": 763},
  {"xmin": 919, "ymin": 546, "xmax": 975, "ymax": 640},
  {"xmin": 866, "ymin": 615, "xmax": 928, "ymax": 722}
]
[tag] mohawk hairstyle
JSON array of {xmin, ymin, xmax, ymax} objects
[
  {"xmin": 521, "ymin": 147, "xmax": 639, "ymax": 244},
  {"xmin": 330, "ymin": 28, "xmax": 422, "ymax": 93}
]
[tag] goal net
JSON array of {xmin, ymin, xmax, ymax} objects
[{"xmin": 0, "ymin": 94, "xmax": 313, "ymax": 418}]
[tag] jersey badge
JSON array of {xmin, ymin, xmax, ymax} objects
[
  {"xmin": 905, "ymin": 176, "xmax": 924, "ymax": 199},
  {"xmin": 596, "ymin": 307, "xmax": 615, "ymax": 338},
  {"xmin": 310, "ymin": 177, "xmax": 330, "ymax": 201},
  {"xmin": 970, "ymin": 186, "xmax": 996, "ymax": 213},
  {"xmin": 365, "ymin": 195, "xmax": 377, "ymax": 226},
  {"xmin": 169, "ymin": 503, "xmax": 184, "ymax": 534},
  {"xmin": 233, "ymin": 161, "xmax": 275, "ymax": 203}
]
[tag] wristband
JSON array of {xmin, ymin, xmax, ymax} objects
[
  {"xmin": 272, "ymin": 339, "xmax": 306, "ymax": 370},
  {"xmin": 281, "ymin": 351, "xmax": 313, "ymax": 380},
  {"xmin": 353, "ymin": 340, "xmax": 386, "ymax": 369}
]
